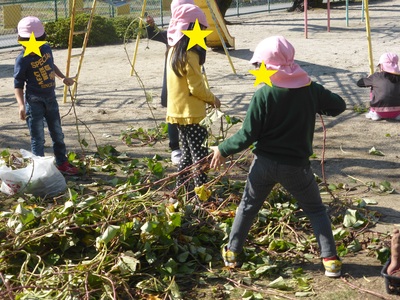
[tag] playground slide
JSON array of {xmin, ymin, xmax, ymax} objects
[{"xmin": 194, "ymin": 0, "xmax": 235, "ymax": 49}]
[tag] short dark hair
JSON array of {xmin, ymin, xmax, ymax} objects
[{"xmin": 18, "ymin": 32, "xmax": 46, "ymax": 42}]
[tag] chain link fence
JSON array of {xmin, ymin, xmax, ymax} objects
[{"xmin": 0, "ymin": 0, "xmax": 292, "ymax": 49}]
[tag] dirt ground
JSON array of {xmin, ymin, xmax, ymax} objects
[{"xmin": 1, "ymin": 0, "xmax": 400, "ymax": 298}]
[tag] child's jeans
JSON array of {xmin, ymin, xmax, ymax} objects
[
  {"xmin": 25, "ymin": 94, "xmax": 67, "ymax": 166},
  {"xmin": 228, "ymin": 154, "xmax": 337, "ymax": 258}
]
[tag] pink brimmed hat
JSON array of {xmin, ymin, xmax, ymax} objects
[
  {"xmin": 167, "ymin": 4, "xmax": 208, "ymax": 46},
  {"xmin": 17, "ymin": 16, "xmax": 45, "ymax": 38},
  {"xmin": 379, "ymin": 53, "xmax": 400, "ymax": 74},
  {"xmin": 249, "ymin": 36, "xmax": 311, "ymax": 88},
  {"xmin": 170, "ymin": 0, "xmax": 195, "ymax": 13}
]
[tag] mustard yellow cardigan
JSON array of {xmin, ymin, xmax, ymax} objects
[{"xmin": 166, "ymin": 48, "xmax": 216, "ymax": 125}]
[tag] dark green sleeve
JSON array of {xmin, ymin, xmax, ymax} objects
[
  {"xmin": 218, "ymin": 90, "xmax": 265, "ymax": 157},
  {"xmin": 314, "ymin": 82, "xmax": 346, "ymax": 117}
]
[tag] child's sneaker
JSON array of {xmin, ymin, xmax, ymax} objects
[
  {"xmin": 365, "ymin": 110, "xmax": 381, "ymax": 121},
  {"xmin": 57, "ymin": 161, "xmax": 79, "ymax": 175},
  {"xmin": 222, "ymin": 245, "xmax": 241, "ymax": 268},
  {"xmin": 323, "ymin": 256, "xmax": 342, "ymax": 278},
  {"xmin": 171, "ymin": 149, "xmax": 182, "ymax": 165}
]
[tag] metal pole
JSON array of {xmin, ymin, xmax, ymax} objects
[
  {"xmin": 364, "ymin": 0, "xmax": 373, "ymax": 74},
  {"xmin": 130, "ymin": 0, "xmax": 147, "ymax": 76},
  {"xmin": 361, "ymin": 0, "xmax": 365, "ymax": 22},
  {"xmin": 55, "ymin": 0, "xmax": 58, "ymax": 20},
  {"xmin": 304, "ymin": 0, "xmax": 308, "ymax": 38},
  {"xmin": 327, "ymin": 0, "xmax": 330, "ymax": 32}
]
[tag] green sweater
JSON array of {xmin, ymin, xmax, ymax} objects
[{"xmin": 218, "ymin": 82, "xmax": 346, "ymax": 166}]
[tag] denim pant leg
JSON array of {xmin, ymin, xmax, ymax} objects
[
  {"xmin": 43, "ymin": 97, "xmax": 67, "ymax": 165},
  {"xmin": 25, "ymin": 97, "xmax": 46, "ymax": 156},
  {"xmin": 168, "ymin": 123, "xmax": 180, "ymax": 151},
  {"xmin": 228, "ymin": 155, "xmax": 276, "ymax": 253},
  {"xmin": 277, "ymin": 164, "xmax": 337, "ymax": 258}
]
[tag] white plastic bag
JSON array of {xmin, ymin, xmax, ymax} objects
[{"xmin": 0, "ymin": 149, "xmax": 67, "ymax": 197}]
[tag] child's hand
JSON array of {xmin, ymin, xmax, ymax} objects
[
  {"xmin": 19, "ymin": 106, "xmax": 26, "ymax": 121},
  {"xmin": 63, "ymin": 77, "xmax": 74, "ymax": 86},
  {"xmin": 146, "ymin": 15, "xmax": 155, "ymax": 26},
  {"xmin": 210, "ymin": 146, "xmax": 225, "ymax": 170},
  {"xmin": 213, "ymin": 96, "xmax": 221, "ymax": 108}
]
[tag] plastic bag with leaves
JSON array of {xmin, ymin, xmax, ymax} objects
[{"xmin": 0, "ymin": 149, "xmax": 67, "ymax": 197}]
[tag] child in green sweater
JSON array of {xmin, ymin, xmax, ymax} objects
[{"xmin": 210, "ymin": 36, "xmax": 346, "ymax": 277}]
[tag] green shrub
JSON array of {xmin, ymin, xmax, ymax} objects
[
  {"xmin": 45, "ymin": 14, "xmax": 120, "ymax": 48},
  {"xmin": 44, "ymin": 18, "xmax": 71, "ymax": 48},
  {"xmin": 110, "ymin": 16, "xmax": 140, "ymax": 41}
]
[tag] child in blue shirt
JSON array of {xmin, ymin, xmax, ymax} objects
[{"xmin": 14, "ymin": 16, "xmax": 79, "ymax": 175}]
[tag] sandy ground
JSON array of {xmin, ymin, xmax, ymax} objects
[{"xmin": 1, "ymin": 0, "xmax": 400, "ymax": 298}]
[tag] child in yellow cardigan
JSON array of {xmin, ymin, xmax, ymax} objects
[{"xmin": 166, "ymin": 3, "xmax": 220, "ymax": 189}]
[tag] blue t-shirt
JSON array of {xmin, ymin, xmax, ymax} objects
[{"xmin": 14, "ymin": 43, "xmax": 57, "ymax": 98}]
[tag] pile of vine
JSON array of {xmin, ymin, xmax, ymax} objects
[
  {"xmin": 0, "ymin": 128, "xmax": 394, "ymax": 299},
  {"xmin": 0, "ymin": 16, "xmax": 395, "ymax": 299}
]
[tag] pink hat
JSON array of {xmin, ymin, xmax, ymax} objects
[
  {"xmin": 17, "ymin": 16, "xmax": 45, "ymax": 38},
  {"xmin": 249, "ymin": 36, "xmax": 311, "ymax": 88},
  {"xmin": 170, "ymin": 0, "xmax": 195, "ymax": 13},
  {"xmin": 379, "ymin": 53, "xmax": 400, "ymax": 74},
  {"xmin": 167, "ymin": 4, "xmax": 208, "ymax": 46}
]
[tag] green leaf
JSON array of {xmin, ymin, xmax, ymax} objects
[
  {"xmin": 116, "ymin": 251, "xmax": 140, "ymax": 274},
  {"xmin": 96, "ymin": 225, "xmax": 120, "ymax": 249},
  {"xmin": 267, "ymin": 276, "xmax": 291, "ymax": 290},
  {"xmin": 343, "ymin": 209, "xmax": 365, "ymax": 228},
  {"xmin": 80, "ymin": 138, "xmax": 89, "ymax": 147},
  {"xmin": 379, "ymin": 181, "xmax": 395, "ymax": 193},
  {"xmin": 255, "ymin": 264, "xmax": 277, "ymax": 275},
  {"xmin": 177, "ymin": 251, "xmax": 190, "ymax": 263},
  {"xmin": 347, "ymin": 239, "xmax": 362, "ymax": 252},
  {"xmin": 169, "ymin": 212, "xmax": 181, "ymax": 228},
  {"xmin": 368, "ymin": 146, "xmax": 384, "ymax": 156}
]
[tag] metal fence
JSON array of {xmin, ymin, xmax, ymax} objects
[{"xmin": 0, "ymin": 0, "xmax": 292, "ymax": 49}]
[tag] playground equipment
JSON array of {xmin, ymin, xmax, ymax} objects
[
  {"xmin": 194, "ymin": 0, "xmax": 235, "ymax": 49},
  {"xmin": 130, "ymin": 0, "xmax": 236, "ymax": 76},
  {"xmin": 63, "ymin": 0, "xmax": 98, "ymax": 103},
  {"xmin": 303, "ymin": 0, "xmax": 373, "ymax": 74}
]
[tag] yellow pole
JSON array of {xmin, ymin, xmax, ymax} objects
[
  {"xmin": 363, "ymin": 0, "xmax": 374, "ymax": 74},
  {"xmin": 64, "ymin": 0, "xmax": 76, "ymax": 102},
  {"xmin": 205, "ymin": 0, "xmax": 236, "ymax": 74},
  {"xmin": 130, "ymin": 0, "xmax": 147, "ymax": 76}
]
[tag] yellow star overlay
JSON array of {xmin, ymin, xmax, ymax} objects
[
  {"xmin": 249, "ymin": 61, "xmax": 278, "ymax": 87},
  {"xmin": 18, "ymin": 32, "xmax": 47, "ymax": 57},
  {"xmin": 182, "ymin": 19, "xmax": 213, "ymax": 50}
]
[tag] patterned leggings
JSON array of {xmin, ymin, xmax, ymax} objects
[{"xmin": 176, "ymin": 124, "xmax": 208, "ymax": 187}]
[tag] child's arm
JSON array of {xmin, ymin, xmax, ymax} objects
[
  {"xmin": 14, "ymin": 88, "xmax": 26, "ymax": 121},
  {"xmin": 53, "ymin": 64, "xmax": 74, "ymax": 86},
  {"xmin": 357, "ymin": 73, "xmax": 375, "ymax": 87},
  {"xmin": 186, "ymin": 52, "xmax": 220, "ymax": 107},
  {"xmin": 146, "ymin": 15, "xmax": 168, "ymax": 44}
]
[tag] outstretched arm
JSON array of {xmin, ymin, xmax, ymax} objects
[
  {"xmin": 210, "ymin": 146, "xmax": 226, "ymax": 170},
  {"xmin": 146, "ymin": 15, "xmax": 168, "ymax": 45},
  {"xmin": 53, "ymin": 64, "xmax": 74, "ymax": 86}
]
